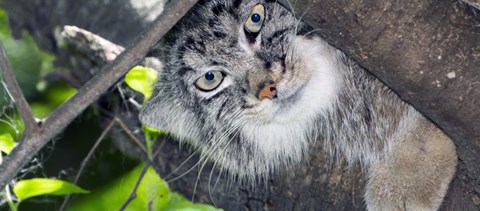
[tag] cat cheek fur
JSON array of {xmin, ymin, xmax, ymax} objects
[{"xmin": 139, "ymin": 91, "xmax": 203, "ymax": 146}]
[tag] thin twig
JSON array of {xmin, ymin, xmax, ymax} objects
[
  {"xmin": 0, "ymin": 0, "xmax": 199, "ymax": 190},
  {"xmin": 0, "ymin": 42, "xmax": 38, "ymax": 134},
  {"xmin": 58, "ymin": 118, "xmax": 116, "ymax": 211},
  {"xmin": 115, "ymin": 118, "xmax": 148, "ymax": 155},
  {"xmin": 119, "ymin": 162, "xmax": 151, "ymax": 211}
]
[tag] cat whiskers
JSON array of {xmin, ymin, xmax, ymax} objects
[
  {"xmin": 280, "ymin": 0, "xmax": 299, "ymax": 34},
  {"xmin": 194, "ymin": 129, "xmax": 240, "ymax": 202},
  {"xmin": 191, "ymin": 113, "xmax": 246, "ymax": 201},
  {"xmin": 164, "ymin": 113, "xmax": 242, "ymax": 183},
  {"xmin": 164, "ymin": 110, "xmax": 244, "ymax": 203},
  {"xmin": 281, "ymin": 0, "xmax": 327, "ymax": 40},
  {"xmin": 207, "ymin": 162, "xmax": 221, "ymax": 207}
]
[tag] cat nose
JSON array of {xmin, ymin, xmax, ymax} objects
[{"xmin": 258, "ymin": 83, "xmax": 277, "ymax": 100}]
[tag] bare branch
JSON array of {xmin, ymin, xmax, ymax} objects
[
  {"xmin": 0, "ymin": 0, "xmax": 199, "ymax": 190},
  {"xmin": 0, "ymin": 42, "xmax": 38, "ymax": 134},
  {"xmin": 61, "ymin": 25, "xmax": 125, "ymax": 65},
  {"xmin": 61, "ymin": 25, "xmax": 163, "ymax": 72},
  {"xmin": 115, "ymin": 118, "xmax": 149, "ymax": 154},
  {"xmin": 59, "ymin": 118, "xmax": 116, "ymax": 211},
  {"xmin": 119, "ymin": 163, "xmax": 151, "ymax": 211}
]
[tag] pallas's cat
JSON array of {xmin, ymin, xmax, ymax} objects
[{"xmin": 140, "ymin": 1, "xmax": 457, "ymax": 210}]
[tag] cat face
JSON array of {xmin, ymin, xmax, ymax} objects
[{"xmin": 140, "ymin": 0, "xmax": 341, "ymax": 180}]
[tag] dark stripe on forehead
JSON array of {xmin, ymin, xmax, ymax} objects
[
  {"xmin": 209, "ymin": 16, "xmax": 219, "ymax": 27},
  {"xmin": 213, "ymin": 31, "xmax": 228, "ymax": 39},
  {"xmin": 211, "ymin": 3, "xmax": 225, "ymax": 15},
  {"xmin": 182, "ymin": 35, "xmax": 206, "ymax": 54},
  {"xmin": 233, "ymin": 0, "xmax": 242, "ymax": 8},
  {"xmin": 177, "ymin": 66, "xmax": 194, "ymax": 76}
]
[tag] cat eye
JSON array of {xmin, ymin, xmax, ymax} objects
[
  {"xmin": 244, "ymin": 4, "xmax": 265, "ymax": 34},
  {"xmin": 194, "ymin": 70, "xmax": 224, "ymax": 91}
]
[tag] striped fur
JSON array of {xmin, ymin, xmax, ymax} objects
[{"xmin": 140, "ymin": 1, "xmax": 457, "ymax": 210}]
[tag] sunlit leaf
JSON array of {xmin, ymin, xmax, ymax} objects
[
  {"xmin": 45, "ymin": 82, "xmax": 77, "ymax": 107},
  {"xmin": 143, "ymin": 125, "xmax": 164, "ymax": 135},
  {"xmin": 143, "ymin": 126, "xmax": 164, "ymax": 158},
  {"xmin": 0, "ymin": 133, "xmax": 15, "ymax": 154},
  {"xmin": 30, "ymin": 102, "xmax": 52, "ymax": 119},
  {"xmin": 167, "ymin": 193, "xmax": 222, "ymax": 211},
  {"xmin": 69, "ymin": 164, "xmax": 170, "ymax": 211},
  {"xmin": 30, "ymin": 82, "xmax": 77, "ymax": 118},
  {"xmin": 125, "ymin": 66, "xmax": 158, "ymax": 102},
  {"xmin": 69, "ymin": 164, "xmax": 220, "ymax": 211},
  {"xmin": 0, "ymin": 10, "xmax": 11, "ymax": 35},
  {"xmin": 135, "ymin": 166, "xmax": 171, "ymax": 210},
  {"xmin": 0, "ymin": 112, "xmax": 24, "ymax": 141},
  {"xmin": 13, "ymin": 178, "xmax": 89, "ymax": 202}
]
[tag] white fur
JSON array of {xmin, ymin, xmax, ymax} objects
[{"xmin": 240, "ymin": 36, "xmax": 341, "ymax": 170}]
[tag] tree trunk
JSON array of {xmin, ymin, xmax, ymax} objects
[{"xmin": 276, "ymin": 0, "xmax": 480, "ymax": 209}]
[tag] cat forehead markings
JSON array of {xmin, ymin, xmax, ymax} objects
[{"xmin": 176, "ymin": 1, "xmax": 293, "ymax": 78}]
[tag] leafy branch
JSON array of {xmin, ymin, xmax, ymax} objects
[{"xmin": 0, "ymin": 0, "xmax": 199, "ymax": 191}]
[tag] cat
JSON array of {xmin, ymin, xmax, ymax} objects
[{"xmin": 139, "ymin": 0, "xmax": 458, "ymax": 210}]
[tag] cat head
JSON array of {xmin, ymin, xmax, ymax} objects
[{"xmin": 139, "ymin": 0, "xmax": 341, "ymax": 181}]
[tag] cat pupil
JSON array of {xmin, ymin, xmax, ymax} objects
[
  {"xmin": 251, "ymin": 13, "xmax": 261, "ymax": 23},
  {"xmin": 205, "ymin": 72, "xmax": 215, "ymax": 81}
]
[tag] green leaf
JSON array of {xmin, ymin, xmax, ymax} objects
[
  {"xmin": 143, "ymin": 125, "xmax": 164, "ymax": 135},
  {"xmin": 125, "ymin": 66, "xmax": 158, "ymax": 102},
  {"xmin": 135, "ymin": 166, "xmax": 171, "ymax": 210},
  {"xmin": 30, "ymin": 102, "xmax": 53, "ymax": 119},
  {"xmin": 167, "ymin": 193, "xmax": 222, "ymax": 211},
  {"xmin": 30, "ymin": 82, "xmax": 77, "ymax": 118},
  {"xmin": 0, "ymin": 112, "xmax": 25, "ymax": 141},
  {"xmin": 69, "ymin": 164, "xmax": 170, "ymax": 211},
  {"xmin": 0, "ymin": 8, "xmax": 55, "ymax": 108},
  {"xmin": 13, "ymin": 178, "xmax": 89, "ymax": 202},
  {"xmin": 143, "ymin": 126, "xmax": 164, "ymax": 158},
  {"xmin": 68, "ymin": 164, "xmax": 220, "ymax": 211},
  {"xmin": 0, "ymin": 133, "xmax": 15, "ymax": 154},
  {"xmin": 0, "ymin": 9, "xmax": 11, "ymax": 35}
]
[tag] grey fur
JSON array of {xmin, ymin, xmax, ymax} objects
[{"xmin": 140, "ymin": 0, "xmax": 457, "ymax": 210}]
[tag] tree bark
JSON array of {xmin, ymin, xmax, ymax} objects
[
  {"xmin": 2, "ymin": 0, "xmax": 479, "ymax": 210},
  {"xmin": 277, "ymin": 0, "xmax": 480, "ymax": 209}
]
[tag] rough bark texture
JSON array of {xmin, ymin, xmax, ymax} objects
[
  {"xmin": 152, "ymin": 138, "xmax": 365, "ymax": 210},
  {"xmin": 277, "ymin": 0, "xmax": 480, "ymax": 209},
  {"xmin": 1, "ymin": 0, "xmax": 479, "ymax": 210}
]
